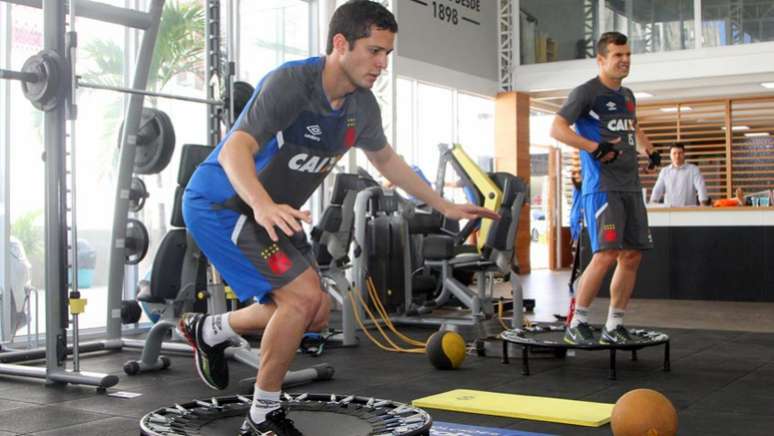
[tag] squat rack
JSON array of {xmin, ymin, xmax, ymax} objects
[
  {"xmin": 0, "ymin": 0, "xmax": 239, "ymax": 390},
  {"xmin": 0, "ymin": 0, "xmax": 168, "ymax": 389}
]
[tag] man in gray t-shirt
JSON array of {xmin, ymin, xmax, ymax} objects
[
  {"xmin": 650, "ymin": 143, "xmax": 710, "ymax": 207},
  {"xmin": 551, "ymin": 32, "xmax": 661, "ymax": 347},
  {"xmin": 179, "ymin": 2, "xmax": 498, "ymax": 434}
]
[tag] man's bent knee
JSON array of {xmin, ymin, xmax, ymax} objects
[{"xmin": 273, "ymin": 270, "xmax": 325, "ymax": 323}]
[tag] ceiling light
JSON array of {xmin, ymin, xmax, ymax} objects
[
  {"xmin": 761, "ymin": 82, "xmax": 774, "ymax": 89},
  {"xmin": 660, "ymin": 106, "xmax": 692, "ymax": 112},
  {"xmin": 722, "ymin": 125, "xmax": 750, "ymax": 131},
  {"xmin": 634, "ymin": 92, "xmax": 653, "ymax": 99},
  {"xmin": 744, "ymin": 132, "xmax": 770, "ymax": 137}
]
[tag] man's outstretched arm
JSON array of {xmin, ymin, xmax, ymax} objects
[{"xmin": 364, "ymin": 145, "xmax": 499, "ymax": 221}]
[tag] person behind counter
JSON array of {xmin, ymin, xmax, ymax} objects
[{"xmin": 649, "ymin": 143, "xmax": 711, "ymax": 207}]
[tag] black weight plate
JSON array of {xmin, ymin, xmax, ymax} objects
[
  {"xmin": 125, "ymin": 218, "xmax": 150, "ymax": 265},
  {"xmin": 134, "ymin": 108, "xmax": 176, "ymax": 174}
]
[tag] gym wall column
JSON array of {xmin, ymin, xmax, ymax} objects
[{"xmin": 495, "ymin": 91, "xmax": 530, "ymax": 274}]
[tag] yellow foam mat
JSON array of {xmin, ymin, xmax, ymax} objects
[{"xmin": 412, "ymin": 389, "xmax": 613, "ymax": 427}]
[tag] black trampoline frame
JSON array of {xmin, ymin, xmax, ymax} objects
[
  {"xmin": 499, "ymin": 327, "xmax": 671, "ymax": 380},
  {"xmin": 140, "ymin": 392, "xmax": 433, "ymax": 436}
]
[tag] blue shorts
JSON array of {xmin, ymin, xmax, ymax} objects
[
  {"xmin": 182, "ymin": 190, "xmax": 317, "ymax": 303},
  {"xmin": 582, "ymin": 191, "xmax": 653, "ymax": 253}
]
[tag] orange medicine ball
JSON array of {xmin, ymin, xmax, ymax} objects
[{"xmin": 611, "ymin": 388, "xmax": 678, "ymax": 436}]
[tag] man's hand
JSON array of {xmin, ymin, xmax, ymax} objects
[
  {"xmin": 590, "ymin": 138, "xmax": 621, "ymax": 163},
  {"xmin": 253, "ymin": 202, "xmax": 312, "ymax": 242},
  {"xmin": 647, "ymin": 150, "xmax": 662, "ymax": 170},
  {"xmin": 442, "ymin": 202, "xmax": 500, "ymax": 221}
]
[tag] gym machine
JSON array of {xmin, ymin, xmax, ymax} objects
[{"xmin": 345, "ymin": 144, "xmax": 529, "ymax": 345}]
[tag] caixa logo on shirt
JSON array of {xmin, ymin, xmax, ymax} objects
[
  {"xmin": 288, "ymin": 153, "xmax": 340, "ymax": 173},
  {"xmin": 606, "ymin": 118, "xmax": 635, "ymax": 132}
]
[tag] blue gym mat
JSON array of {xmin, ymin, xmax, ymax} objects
[{"xmin": 431, "ymin": 421, "xmax": 555, "ymax": 436}]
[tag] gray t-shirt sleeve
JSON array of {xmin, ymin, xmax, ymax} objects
[
  {"xmin": 355, "ymin": 90, "xmax": 387, "ymax": 151},
  {"xmin": 234, "ymin": 68, "xmax": 305, "ymax": 147},
  {"xmin": 628, "ymin": 88, "xmax": 637, "ymax": 106},
  {"xmin": 625, "ymin": 87, "xmax": 638, "ymax": 125},
  {"xmin": 557, "ymin": 85, "xmax": 592, "ymax": 125}
]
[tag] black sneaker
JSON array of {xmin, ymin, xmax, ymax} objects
[
  {"xmin": 243, "ymin": 407, "xmax": 303, "ymax": 436},
  {"xmin": 177, "ymin": 312, "xmax": 229, "ymax": 390},
  {"xmin": 600, "ymin": 325, "xmax": 637, "ymax": 345},
  {"xmin": 563, "ymin": 322, "xmax": 596, "ymax": 345}
]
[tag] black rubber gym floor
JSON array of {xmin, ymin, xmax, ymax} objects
[{"xmin": 0, "ymin": 326, "xmax": 772, "ymax": 435}]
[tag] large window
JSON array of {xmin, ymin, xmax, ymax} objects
[
  {"xmin": 602, "ymin": 0, "xmax": 695, "ymax": 53},
  {"xmin": 520, "ymin": 0, "xmax": 599, "ymax": 64},
  {"xmin": 238, "ymin": 0, "xmax": 310, "ymax": 84},
  {"xmin": 458, "ymin": 92, "xmax": 495, "ymax": 172},
  {"xmin": 0, "ymin": 0, "xmax": 216, "ymax": 339},
  {"xmin": 395, "ymin": 78, "xmax": 414, "ymax": 159},
  {"xmin": 520, "ymin": 0, "xmax": 694, "ymax": 64},
  {"xmin": 131, "ymin": 0, "xmax": 210, "ymax": 288},
  {"xmin": 414, "ymin": 83, "xmax": 454, "ymax": 178},
  {"xmin": 0, "ymin": 1, "xmax": 133, "ymax": 339},
  {"xmin": 519, "ymin": 0, "xmax": 774, "ymax": 65},
  {"xmin": 393, "ymin": 77, "xmax": 495, "ymax": 199},
  {"xmin": 702, "ymin": 0, "xmax": 774, "ymax": 47}
]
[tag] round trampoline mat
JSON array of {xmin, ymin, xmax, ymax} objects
[{"xmin": 140, "ymin": 393, "xmax": 432, "ymax": 436}]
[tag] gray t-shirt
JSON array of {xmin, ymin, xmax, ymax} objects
[
  {"xmin": 235, "ymin": 57, "xmax": 386, "ymax": 152},
  {"xmin": 558, "ymin": 77, "xmax": 641, "ymax": 194},
  {"xmin": 187, "ymin": 56, "xmax": 387, "ymax": 208}
]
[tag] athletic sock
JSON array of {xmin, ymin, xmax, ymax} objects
[
  {"xmin": 250, "ymin": 386, "xmax": 281, "ymax": 424},
  {"xmin": 201, "ymin": 312, "xmax": 237, "ymax": 346},
  {"xmin": 570, "ymin": 305, "xmax": 590, "ymax": 328},
  {"xmin": 605, "ymin": 307, "xmax": 625, "ymax": 331}
]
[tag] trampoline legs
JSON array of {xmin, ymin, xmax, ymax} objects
[
  {"xmin": 631, "ymin": 349, "xmax": 638, "ymax": 361},
  {"xmin": 608, "ymin": 348, "xmax": 617, "ymax": 380},
  {"xmin": 663, "ymin": 341, "xmax": 671, "ymax": 372},
  {"xmin": 501, "ymin": 339, "xmax": 509, "ymax": 364},
  {"xmin": 521, "ymin": 345, "xmax": 530, "ymax": 376}
]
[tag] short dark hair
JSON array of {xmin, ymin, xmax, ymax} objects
[
  {"xmin": 670, "ymin": 143, "xmax": 686, "ymax": 151},
  {"xmin": 326, "ymin": 0, "xmax": 398, "ymax": 55},
  {"xmin": 596, "ymin": 31, "xmax": 628, "ymax": 56}
]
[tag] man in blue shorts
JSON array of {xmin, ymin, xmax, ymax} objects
[
  {"xmin": 550, "ymin": 31, "xmax": 660, "ymax": 347},
  {"xmin": 179, "ymin": 2, "xmax": 498, "ymax": 434}
]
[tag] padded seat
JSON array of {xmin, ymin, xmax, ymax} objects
[{"xmin": 145, "ymin": 144, "xmax": 212, "ymax": 303}]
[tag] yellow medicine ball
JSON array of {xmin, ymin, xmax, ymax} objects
[{"xmin": 426, "ymin": 331, "xmax": 466, "ymax": 370}]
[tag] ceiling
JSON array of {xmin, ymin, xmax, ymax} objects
[{"xmin": 529, "ymin": 72, "xmax": 774, "ymax": 114}]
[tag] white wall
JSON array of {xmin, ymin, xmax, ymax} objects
[
  {"xmin": 394, "ymin": 0, "xmax": 499, "ymax": 97},
  {"xmin": 395, "ymin": 55, "xmax": 499, "ymax": 97}
]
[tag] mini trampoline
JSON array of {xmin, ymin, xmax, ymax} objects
[
  {"xmin": 140, "ymin": 392, "xmax": 433, "ymax": 435},
  {"xmin": 500, "ymin": 326, "xmax": 670, "ymax": 379}
]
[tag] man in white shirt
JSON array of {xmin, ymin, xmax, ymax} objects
[{"xmin": 650, "ymin": 143, "xmax": 710, "ymax": 206}]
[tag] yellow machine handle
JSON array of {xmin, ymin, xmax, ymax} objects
[
  {"xmin": 225, "ymin": 286, "xmax": 237, "ymax": 301},
  {"xmin": 449, "ymin": 144, "xmax": 502, "ymax": 251},
  {"xmin": 69, "ymin": 298, "xmax": 87, "ymax": 315}
]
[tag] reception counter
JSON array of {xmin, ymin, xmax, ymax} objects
[{"xmin": 580, "ymin": 207, "xmax": 774, "ymax": 302}]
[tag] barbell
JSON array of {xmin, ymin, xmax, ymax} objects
[{"xmin": 2, "ymin": 50, "xmax": 255, "ymax": 112}]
